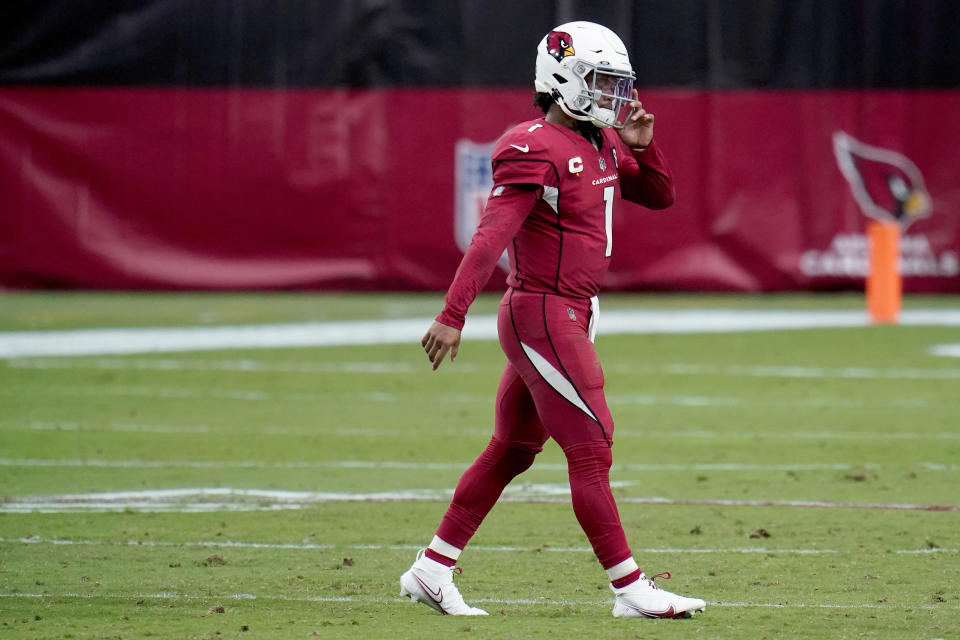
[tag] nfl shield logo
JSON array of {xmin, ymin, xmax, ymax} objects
[
  {"xmin": 455, "ymin": 138, "xmax": 509, "ymax": 272},
  {"xmin": 599, "ymin": 157, "xmax": 606, "ymax": 171}
]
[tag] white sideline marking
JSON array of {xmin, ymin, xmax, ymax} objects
[
  {"xmin": 2, "ymin": 308, "xmax": 960, "ymax": 357},
  {"xmin": 2, "ymin": 487, "xmax": 956, "ymax": 513},
  {"xmin": 0, "ymin": 318, "xmax": 434, "ymax": 358},
  {"xmin": 0, "ymin": 592, "xmax": 955, "ymax": 611}
]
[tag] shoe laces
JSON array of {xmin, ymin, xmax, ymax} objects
[
  {"xmin": 645, "ymin": 571, "xmax": 671, "ymax": 589},
  {"xmin": 442, "ymin": 566, "xmax": 464, "ymax": 588}
]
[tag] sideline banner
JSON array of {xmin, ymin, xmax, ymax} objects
[{"xmin": 1, "ymin": 87, "xmax": 958, "ymax": 291}]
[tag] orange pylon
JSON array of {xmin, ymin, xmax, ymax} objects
[{"xmin": 866, "ymin": 220, "xmax": 901, "ymax": 324}]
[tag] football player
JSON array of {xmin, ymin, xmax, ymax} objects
[{"xmin": 401, "ymin": 21, "xmax": 706, "ymax": 619}]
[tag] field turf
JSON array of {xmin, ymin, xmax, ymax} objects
[{"xmin": 0, "ymin": 291, "xmax": 958, "ymax": 639}]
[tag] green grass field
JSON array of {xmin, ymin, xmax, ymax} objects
[{"xmin": 1, "ymin": 292, "xmax": 958, "ymax": 639}]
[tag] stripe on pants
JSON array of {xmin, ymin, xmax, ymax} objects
[{"xmin": 520, "ymin": 341, "xmax": 598, "ymax": 422}]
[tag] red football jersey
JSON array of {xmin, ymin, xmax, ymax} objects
[{"xmin": 438, "ymin": 118, "xmax": 674, "ymax": 330}]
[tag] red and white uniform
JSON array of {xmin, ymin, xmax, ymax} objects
[
  {"xmin": 433, "ymin": 118, "xmax": 674, "ymax": 571},
  {"xmin": 438, "ymin": 118, "xmax": 673, "ymax": 329}
]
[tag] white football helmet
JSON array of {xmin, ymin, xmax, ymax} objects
[{"xmin": 534, "ymin": 21, "xmax": 636, "ymax": 128}]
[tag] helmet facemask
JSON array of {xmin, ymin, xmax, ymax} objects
[{"xmin": 558, "ymin": 64, "xmax": 635, "ymax": 129}]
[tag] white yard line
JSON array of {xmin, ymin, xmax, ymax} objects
[
  {"xmin": 609, "ymin": 394, "xmax": 944, "ymax": 409},
  {"xmin": 0, "ymin": 591, "xmax": 955, "ymax": 611},
  {"xmin": 0, "ymin": 458, "xmax": 918, "ymax": 472},
  {"xmin": 10, "ymin": 356, "xmax": 960, "ymax": 379},
  {"xmin": 0, "ymin": 385, "xmax": 946, "ymax": 409},
  {"xmin": 2, "ymin": 309, "xmax": 960, "ymax": 357},
  {"xmin": 5, "ymin": 420, "xmax": 959, "ymax": 441},
  {"xmin": 614, "ymin": 362, "xmax": 960, "ymax": 380},
  {"xmin": 0, "ymin": 386, "xmax": 450, "ymax": 403},
  {"xmin": 3, "ymin": 458, "xmax": 955, "ymax": 472},
  {"xmin": 18, "ymin": 421, "xmax": 212, "ymax": 434},
  {"xmin": 1, "ymin": 536, "xmax": 862, "ymax": 555},
  {"xmin": 1, "ymin": 487, "xmax": 956, "ymax": 513},
  {"xmin": 5, "ymin": 535, "xmax": 947, "ymax": 555},
  {"xmin": 626, "ymin": 429, "xmax": 960, "ymax": 441},
  {"xmin": 929, "ymin": 343, "xmax": 960, "ymax": 358},
  {"xmin": 6, "ymin": 358, "xmax": 432, "ymax": 373},
  {"xmin": 4, "ymin": 534, "xmax": 951, "ymax": 555}
]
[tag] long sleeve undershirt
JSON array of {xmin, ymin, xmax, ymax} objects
[{"xmin": 436, "ymin": 185, "xmax": 540, "ymax": 330}]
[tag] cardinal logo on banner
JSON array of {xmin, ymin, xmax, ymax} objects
[
  {"xmin": 800, "ymin": 132, "xmax": 956, "ymax": 280},
  {"xmin": 832, "ymin": 131, "xmax": 932, "ymax": 230}
]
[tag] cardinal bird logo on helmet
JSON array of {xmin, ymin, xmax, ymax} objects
[
  {"xmin": 546, "ymin": 31, "xmax": 574, "ymax": 62},
  {"xmin": 833, "ymin": 131, "xmax": 932, "ymax": 230}
]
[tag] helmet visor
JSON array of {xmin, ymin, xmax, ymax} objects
[{"xmin": 586, "ymin": 67, "xmax": 635, "ymax": 128}]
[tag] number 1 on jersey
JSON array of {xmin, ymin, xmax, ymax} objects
[{"xmin": 603, "ymin": 186, "xmax": 614, "ymax": 257}]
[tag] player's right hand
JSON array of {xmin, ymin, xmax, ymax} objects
[{"xmin": 421, "ymin": 321, "xmax": 461, "ymax": 370}]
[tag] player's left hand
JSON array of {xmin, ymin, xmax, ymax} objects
[
  {"xmin": 421, "ymin": 320, "xmax": 461, "ymax": 370},
  {"xmin": 617, "ymin": 89, "xmax": 655, "ymax": 149}
]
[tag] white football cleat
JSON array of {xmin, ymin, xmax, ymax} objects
[
  {"xmin": 611, "ymin": 572, "xmax": 706, "ymax": 619},
  {"xmin": 399, "ymin": 550, "xmax": 488, "ymax": 616}
]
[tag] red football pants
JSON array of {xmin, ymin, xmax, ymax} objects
[{"xmin": 435, "ymin": 289, "xmax": 632, "ymax": 570}]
